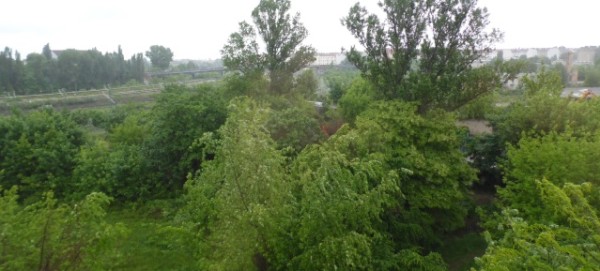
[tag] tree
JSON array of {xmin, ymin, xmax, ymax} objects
[
  {"xmin": 343, "ymin": 0, "xmax": 502, "ymax": 112},
  {"xmin": 0, "ymin": 109, "xmax": 85, "ymax": 200},
  {"xmin": 281, "ymin": 100, "xmax": 475, "ymax": 270},
  {"xmin": 25, "ymin": 53, "xmax": 51, "ymax": 92},
  {"xmin": 0, "ymin": 188, "xmax": 127, "ymax": 270},
  {"xmin": 498, "ymin": 132, "xmax": 600, "ymax": 221},
  {"xmin": 145, "ymin": 45, "xmax": 173, "ymax": 70},
  {"xmin": 222, "ymin": 0, "xmax": 316, "ymax": 95},
  {"xmin": 221, "ymin": 21, "xmax": 265, "ymax": 78},
  {"xmin": 338, "ymin": 77, "xmax": 377, "ymax": 123},
  {"xmin": 293, "ymin": 69, "xmax": 319, "ymax": 100},
  {"xmin": 475, "ymin": 180, "xmax": 600, "ymax": 270},
  {"xmin": 141, "ymin": 84, "xmax": 228, "ymax": 196},
  {"xmin": 42, "ymin": 43, "xmax": 53, "ymax": 60},
  {"xmin": 182, "ymin": 97, "xmax": 289, "ymax": 270},
  {"xmin": 73, "ymin": 113, "xmax": 151, "ymax": 201}
]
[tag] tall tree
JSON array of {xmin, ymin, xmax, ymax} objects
[
  {"xmin": 42, "ymin": 43, "xmax": 53, "ymax": 60},
  {"xmin": 222, "ymin": 0, "xmax": 316, "ymax": 95},
  {"xmin": 343, "ymin": 0, "xmax": 502, "ymax": 112},
  {"xmin": 183, "ymin": 97, "xmax": 288, "ymax": 270},
  {"xmin": 145, "ymin": 45, "xmax": 174, "ymax": 70}
]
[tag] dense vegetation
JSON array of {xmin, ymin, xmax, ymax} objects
[
  {"xmin": 2, "ymin": 0, "xmax": 600, "ymax": 270},
  {"xmin": 0, "ymin": 44, "xmax": 146, "ymax": 94}
]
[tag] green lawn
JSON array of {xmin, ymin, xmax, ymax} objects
[{"xmin": 106, "ymin": 204, "xmax": 198, "ymax": 271}]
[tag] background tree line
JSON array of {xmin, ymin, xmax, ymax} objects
[
  {"xmin": 3, "ymin": 0, "xmax": 600, "ymax": 270},
  {"xmin": 0, "ymin": 44, "xmax": 145, "ymax": 95}
]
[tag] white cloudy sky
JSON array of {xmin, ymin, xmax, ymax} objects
[{"xmin": 1, "ymin": 0, "xmax": 597, "ymax": 60}]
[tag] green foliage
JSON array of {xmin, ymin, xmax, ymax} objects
[
  {"xmin": 222, "ymin": 0, "xmax": 316, "ymax": 95},
  {"xmin": 221, "ymin": 72, "xmax": 269, "ymax": 99},
  {"xmin": 108, "ymin": 113, "xmax": 150, "ymax": 145},
  {"xmin": 266, "ymin": 101, "xmax": 323, "ymax": 153},
  {"xmin": 343, "ymin": 0, "xmax": 501, "ymax": 112},
  {"xmin": 73, "ymin": 139, "xmax": 147, "ymax": 201},
  {"xmin": 456, "ymin": 91, "xmax": 498, "ymax": 120},
  {"xmin": 344, "ymin": 101, "xmax": 476, "ymax": 240},
  {"xmin": 221, "ymin": 21, "xmax": 265, "ymax": 77},
  {"xmin": 51, "ymin": 47, "xmax": 144, "ymax": 91},
  {"xmin": 145, "ymin": 45, "xmax": 174, "ymax": 70},
  {"xmin": 0, "ymin": 43, "xmax": 146, "ymax": 94},
  {"xmin": 475, "ymin": 180, "xmax": 600, "ymax": 270},
  {"xmin": 322, "ymin": 67, "xmax": 359, "ymax": 104},
  {"xmin": 293, "ymin": 69, "xmax": 319, "ymax": 100},
  {"xmin": 290, "ymin": 142, "xmax": 412, "ymax": 270},
  {"xmin": 499, "ymin": 132, "xmax": 600, "ymax": 220},
  {"xmin": 491, "ymin": 68, "xmax": 600, "ymax": 148},
  {"xmin": 0, "ymin": 188, "xmax": 127, "ymax": 270},
  {"xmin": 106, "ymin": 205, "xmax": 198, "ymax": 271},
  {"xmin": 462, "ymin": 132, "xmax": 504, "ymax": 187},
  {"xmin": 142, "ymin": 84, "xmax": 228, "ymax": 196},
  {"xmin": 464, "ymin": 69, "xmax": 595, "ymax": 193},
  {"xmin": 338, "ymin": 77, "xmax": 377, "ymax": 123},
  {"xmin": 0, "ymin": 109, "xmax": 85, "ymax": 200},
  {"xmin": 521, "ymin": 68, "xmax": 564, "ymax": 98},
  {"xmin": 286, "ymin": 100, "xmax": 475, "ymax": 270},
  {"xmin": 182, "ymin": 97, "xmax": 289, "ymax": 270}
]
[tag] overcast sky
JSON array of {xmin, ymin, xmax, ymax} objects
[{"xmin": 1, "ymin": 0, "xmax": 597, "ymax": 60}]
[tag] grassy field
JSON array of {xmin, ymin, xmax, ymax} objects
[
  {"xmin": 106, "ymin": 202, "xmax": 198, "ymax": 271},
  {"xmin": 0, "ymin": 79, "xmax": 214, "ymax": 114}
]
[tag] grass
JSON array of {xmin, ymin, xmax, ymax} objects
[{"xmin": 106, "ymin": 203, "xmax": 198, "ymax": 271}]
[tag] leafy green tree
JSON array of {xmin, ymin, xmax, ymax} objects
[
  {"xmin": 222, "ymin": 0, "xmax": 316, "ymax": 95},
  {"xmin": 0, "ymin": 47, "xmax": 28, "ymax": 94},
  {"xmin": 0, "ymin": 109, "xmax": 85, "ymax": 200},
  {"xmin": 338, "ymin": 77, "xmax": 377, "ymax": 123},
  {"xmin": 55, "ymin": 49, "xmax": 83, "ymax": 90},
  {"xmin": 456, "ymin": 91, "xmax": 497, "ymax": 120},
  {"xmin": 222, "ymin": 21, "xmax": 265, "ymax": 78},
  {"xmin": 182, "ymin": 97, "xmax": 289, "ymax": 270},
  {"xmin": 323, "ymin": 67, "xmax": 359, "ymax": 104},
  {"xmin": 25, "ymin": 53, "xmax": 51, "ymax": 92},
  {"xmin": 42, "ymin": 43, "xmax": 53, "ymax": 60},
  {"xmin": 293, "ymin": 69, "xmax": 319, "ymax": 100},
  {"xmin": 73, "ymin": 113, "xmax": 150, "ymax": 201},
  {"xmin": 266, "ymin": 101, "xmax": 323, "ymax": 153},
  {"xmin": 498, "ymin": 132, "xmax": 600, "ymax": 220},
  {"xmin": 12, "ymin": 52, "xmax": 26, "ymax": 94},
  {"xmin": 126, "ymin": 53, "xmax": 146, "ymax": 83},
  {"xmin": 583, "ymin": 66, "xmax": 600, "ymax": 87},
  {"xmin": 145, "ymin": 45, "xmax": 173, "ymax": 70},
  {"xmin": 491, "ymin": 69, "xmax": 600, "ymax": 146},
  {"xmin": 475, "ymin": 180, "xmax": 600, "ymax": 270},
  {"xmin": 142, "ymin": 84, "xmax": 228, "ymax": 196},
  {"xmin": 343, "ymin": 0, "xmax": 502, "ymax": 112},
  {"xmin": 284, "ymin": 100, "xmax": 475, "ymax": 270},
  {"xmin": 0, "ymin": 188, "xmax": 127, "ymax": 270}
]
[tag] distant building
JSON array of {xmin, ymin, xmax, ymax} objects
[
  {"xmin": 311, "ymin": 53, "xmax": 345, "ymax": 66},
  {"xmin": 547, "ymin": 47, "xmax": 561, "ymax": 60},
  {"xmin": 526, "ymin": 48, "xmax": 538, "ymax": 58},
  {"xmin": 576, "ymin": 47, "xmax": 596, "ymax": 65}
]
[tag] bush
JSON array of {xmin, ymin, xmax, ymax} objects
[
  {"xmin": 0, "ymin": 109, "xmax": 84, "ymax": 200},
  {"xmin": 0, "ymin": 188, "xmax": 127, "ymax": 270}
]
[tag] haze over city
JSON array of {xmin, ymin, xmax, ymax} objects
[{"xmin": 1, "ymin": 0, "xmax": 598, "ymax": 59}]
